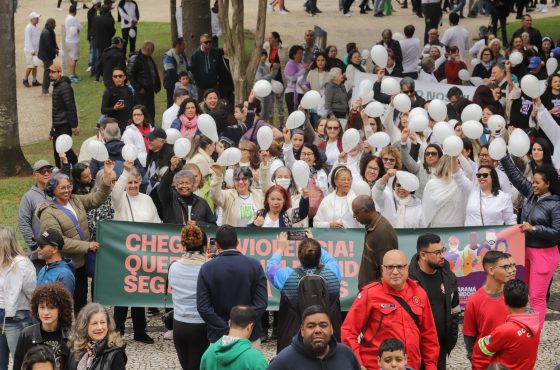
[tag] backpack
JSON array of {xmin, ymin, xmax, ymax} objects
[{"xmin": 295, "ymin": 265, "xmax": 329, "ymax": 315}]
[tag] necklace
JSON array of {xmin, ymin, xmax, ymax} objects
[{"xmin": 238, "ymin": 193, "xmax": 251, "ymax": 200}]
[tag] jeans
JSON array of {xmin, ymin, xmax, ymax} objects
[
  {"xmin": 0, "ymin": 309, "xmax": 32, "ymax": 370},
  {"xmin": 452, "ymin": 0, "xmax": 466, "ymax": 15},
  {"xmin": 88, "ymin": 38, "xmax": 98, "ymax": 74},
  {"xmin": 525, "ymin": 246, "xmax": 559, "ymax": 328}
]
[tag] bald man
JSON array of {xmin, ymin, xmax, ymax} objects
[
  {"xmin": 341, "ymin": 249, "xmax": 440, "ymax": 370},
  {"xmin": 352, "ymin": 195, "xmax": 398, "ymax": 289}
]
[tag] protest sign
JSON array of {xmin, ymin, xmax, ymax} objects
[{"xmin": 94, "ymin": 221, "xmax": 524, "ymax": 309}]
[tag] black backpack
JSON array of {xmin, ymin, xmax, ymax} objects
[{"xmin": 295, "ymin": 265, "xmax": 329, "ymax": 315}]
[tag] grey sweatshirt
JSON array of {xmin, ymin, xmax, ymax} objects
[{"xmin": 18, "ymin": 185, "xmax": 50, "ymax": 255}]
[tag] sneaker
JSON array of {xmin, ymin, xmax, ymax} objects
[
  {"xmin": 282, "ymin": 6, "xmax": 290, "ymax": 11},
  {"xmin": 32, "ymin": 80, "xmax": 42, "ymax": 87},
  {"xmin": 163, "ymin": 330, "xmax": 174, "ymax": 340},
  {"xmin": 374, "ymin": 12, "xmax": 384, "ymax": 16},
  {"xmin": 280, "ymin": 9, "xmax": 288, "ymax": 14},
  {"xmin": 147, "ymin": 308, "xmax": 160, "ymax": 317},
  {"xmin": 23, "ymin": 80, "xmax": 31, "ymax": 87},
  {"xmin": 83, "ymin": 4, "xmax": 89, "ymax": 8},
  {"xmin": 343, "ymin": 12, "xmax": 351, "ymax": 16},
  {"xmin": 56, "ymin": 7, "xmax": 62, "ymax": 11},
  {"xmin": 540, "ymin": 6, "xmax": 548, "ymax": 11},
  {"xmin": 133, "ymin": 332, "xmax": 154, "ymax": 344},
  {"xmin": 41, "ymin": 91, "xmax": 50, "ymax": 96}
]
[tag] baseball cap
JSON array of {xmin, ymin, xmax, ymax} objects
[
  {"xmin": 32, "ymin": 160, "xmax": 53, "ymax": 171},
  {"xmin": 48, "ymin": 64, "xmax": 63, "ymax": 72},
  {"xmin": 112, "ymin": 36, "xmax": 123, "ymax": 45},
  {"xmin": 36, "ymin": 229, "xmax": 65, "ymax": 249},
  {"xmin": 146, "ymin": 127, "xmax": 167, "ymax": 140},
  {"xmin": 29, "ymin": 11, "xmax": 41, "ymax": 20},
  {"xmin": 528, "ymin": 56, "xmax": 541, "ymax": 69}
]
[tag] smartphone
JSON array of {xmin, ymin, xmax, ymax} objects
[
  {"xmin": 208, "ymin": 238, "xmax": 217, "ymax": 254},
  {"xmin": 287, "ymin": 231, "xmax": 307, "ymax": 241}
]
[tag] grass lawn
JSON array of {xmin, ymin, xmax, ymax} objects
[{"xmin": 504, "ymin": 14, "xmax": 560, "ymax": 42}]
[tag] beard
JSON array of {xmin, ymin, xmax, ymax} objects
[
  {"xmin": 303, "ymin": 337, "xmax": 329, "ymax": 358},
  {"xmin": 427, "ymin": 259, "xmax": 444, "ymax": 270}
]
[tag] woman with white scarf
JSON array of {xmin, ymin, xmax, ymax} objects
[
  {"xmin": 422, "ymin": 155, "xmax": 466, "ymax": 227},
  {"xmin": 372, "ymin": 169, "xmax": 425, "ymax": 228},
  {"xmin": 328, "ymin": 141, "xmax": 363, "ymax": 183}
]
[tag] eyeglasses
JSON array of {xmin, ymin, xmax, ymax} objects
[
  {"xmin": 133, "ymin": 113, "xmax": 144, "ymax": 116},
  {"xmin": 301, "ymin": 152, "xmax": 315, "ymax": 157},
  {"xmin": 382, "ymin": 157, "xmax": 396, "ymax": 163},
  {"xmin": 479, "ymin": 153, "xmax": 489, "ymax": 158},
  {"xmin": 476, "ymin": 173, "xmax": 490, "ymax": 178},
  {"xmin": 326, "ymin": 126, "xmax": 339, "ymax": 130},
  {"xmin": 425, "ymin": 151, "xmax": 439, "ymax": 157},
  {"xmin": 382, "ymin": 264, "xmax": 407, "ymax": 272},
  {"xmin": 57, "ymin": 185, "xmax": 73, "ymax": 191},
  {"xmin": 403, "ymin": 90, "xmax": 415, "ymax": 96},
  {"xmin": 497, "ymin": 263, "xmax": 516, "ymax": 272},
  {"xmin": 176, "ymin": 181, "xmax": 192, "ymax": 187},
  {"xmin": 36, "ymin": 168, "xmax": 53, "ymax": 175},
  {"xmin": 112, "ymin": 74, "xmax": 125, "ymax": 78},
  {"xmin": 423, "ymin": 247, "xmax": 446, "ymax": 256},
  {"xmin": 234, "ymin": 177, "xmax": 249, "ymax": 183}
]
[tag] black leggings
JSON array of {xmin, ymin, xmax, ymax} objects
[
  {"xmin": 173, "ymin": 320, "xmax": 208, "ymax": 370},
  {"xmin": 285, "ymin": 92, "xmax": 303, "ymax": 114}
]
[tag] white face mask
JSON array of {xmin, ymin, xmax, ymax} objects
[{"xmin": 275, "ymin": 178, "xmax": 291, "ymax": 190}]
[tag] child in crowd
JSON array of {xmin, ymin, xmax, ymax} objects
[
  {"xmin": 378, "ymin": 338, "xmax": 413, "ymax": 370},
  {"xmin": 175, "ymin": 71, "xmax": 199, "ymax": 101}
]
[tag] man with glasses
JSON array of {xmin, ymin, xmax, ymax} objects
[
  {"xmin": 463, "ymin": 250, "xmax": 516, "ymax": 369},
  {"xmin": 191, "ymin": 33, "xmax": 221, "ymax": 99},
  {"xmin": 409, "ymin": 233, "xmax": 460, "ymax": 370},
  {"xmin": 342, "ymin": 250, "xmax": 440, "ymax": 370},
  {"xmin": 400, "ymin": 77, "xmax": 426, "ymax": 109},
  {"xmin": 100, "ymin": 67, "xmax": 132, "ymax": 133}
]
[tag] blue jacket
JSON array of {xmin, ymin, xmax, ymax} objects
[
  {"xmin": 196, "ymin": 249, "xmax": 268, "ymax": 343},
  {"xmin": 37, "ymin": 258, "xmax": 76, "ymax": 294}
]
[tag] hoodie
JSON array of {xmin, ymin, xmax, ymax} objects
[
  {"xmin": 473, "ymin": 312, "xmax": 540, "ymax": 370},
  {"xmin": 267, "ymin": 334, "xmax": 361, "ymax": 370},
  {"xmin": 200, "ymin": 336, "xmax": 268, "ymax": 370},
  {"xmin": 36, "ymin": 258, "xmax": 76, "ymax": 295}
]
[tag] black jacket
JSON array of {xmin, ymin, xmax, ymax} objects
[
  {"xmin": 97, "ymin": 45, "xmax": 126, "ymax": 85},
  {"xmin": 190, "ymin": 47, "xmax": 222, "ymax": 89},
  {"xmin": 472, "ymin": 63, "xmax": 493, "ymax": 79},
  {"xmin": 157, "ymin": 166, "xmax": 216, "ymax": 226},
  {"xmin": 501, "ymin": 155, "xmax": 560, "ymax": 248},
  {"xmin": 127, "ymin": 51, "xmax": 161, "ymax": 93},
  {"xmin": 101, "ymin": 84, "xmax": 134, "ymax": 128},
  {"xmin": 52, "ymin": 76, "xmax": 78, "ymax": 128},
  {"xmin": 38, "ymin": 27, "xmax": 58, "ymax": 62},
  {"xmin": 267, "ymin": 334, "xmax": 361, "ymax": 370},
  {"xmin": 146, "ymin": 143, "xmax": 174, "ymax": 173},
  {"xmin": 408, "ymin": 254, "xmax": 460, "ymax": 355},
  {"xmin": 68, "ymin": 342, "xmax": 127, "ymax": 370},
  {"xmin": 93, "ymin": 14, "xmax": 116, "ymax": 51},
  {"xmin": 13, "ymin": 324, "xmax": 71, "ymax": 370},
  {"xmin": 87, "ymin": 6, "xmax": 98, "ymax": 40}
]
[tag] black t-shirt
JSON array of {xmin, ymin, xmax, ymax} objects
[
  {"xmin": 541, "ymin": 89, "xmax": 560, "ymax": 125},
  {"xmin": 41, "ymin": 327, "xmax": 64, "ymax": 369},
  {"xmin": 419, "ymin": 269, "xmax": 446, "ymax": 338},
  {"xmin": 509, "ymin": 92, "xmax": 533, "ymax": 130}
]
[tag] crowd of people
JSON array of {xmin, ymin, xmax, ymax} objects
[{"xmin": 5, "ymin": 0, "xmax": 560, "ymax": 369}]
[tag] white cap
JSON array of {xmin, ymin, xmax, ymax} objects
[{"xmin": 29, "ymin": 11, "xmax": 41, "ymax": 20}]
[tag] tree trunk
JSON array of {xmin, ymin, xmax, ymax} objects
[
  {"xmin": 170, "ymin": 0, "xmax": 178, "ymax": 45},
  {"xmin": 0, "ymin": 0, "xmax": 32, "ymax": 177},
  {"xmin": 182, "ymin": 0, "xmax": 211, "ymax": 58},
  {"xmin": 218, "ymin": 0, "xmax": 267, "ymax": 104}
]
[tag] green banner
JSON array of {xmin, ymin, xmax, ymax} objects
[{"xmin": 94, "ymin": 221, "xmax": 524, "ymax": 310}]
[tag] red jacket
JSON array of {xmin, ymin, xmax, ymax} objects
[
  {"xmin": 473, "ymin": 312, "xmax": 540, "ymax": 370},
  {"xmin": 341, "ymin": 278, "xmax": 440, "ymax": 370}
]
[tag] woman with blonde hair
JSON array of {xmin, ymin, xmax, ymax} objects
[
  {"xmin": 0, "ymin": 226, "xmax": 36, "ymax": 370},
  {"xmin": 69, "ymin": 303, "xmax": 126, "ymax": 370}
]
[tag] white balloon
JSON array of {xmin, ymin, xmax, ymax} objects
[
  {"xmin": 122, "ymin": 144, "xmax": 139, "ymax": 161},
  {"xmin": 392, "ymin": 32, "xmax": 404, "ymax": 41},
  {"xmin": 380, "ymin": 77, "xmax": 400, "ymax": 95},
  {"xmin": 462, "ymin": 120, "xmax": 483, "ymax": 139},
  {"xmin": 352, "ymin": 180, "xmax": 372, "ymax": 196},
  {"xmin": 546, "ymin": 58, "xmax": 558, "ymax": 76},
  {"xmin": 448, "ymin": 119, "xmax": 458, "ymax": 127},
  {"xmin": 470, "ymin": 58, "xmax": 481, "ymax": 68},
  {"xmin": 371, "ymin": 45, "xmax": 388, "ymax": 68},
  {"xmin": 488, "ymin": 138, "xmax": 507, "ymax": 160},
  {"xmin": 442, "ymin": 135, "xmax": 463, "ymax": 156},
  {"xmin": 487, "ymin": 115, "xmax": 506, "ymax": 132},
  {"xmin": 129, "ymin": 29, "xmax": 136, "ymax": 38},
  {"xmin": 470, "ymin": 77, "xmax": 485, "ymax": 87},
  {"xmin": 432, "ymin": 121, "xmax": 454, "ymax": 143},
  {"xmin": 396, "ymin": 170, "xmax": 420, "ymax": 192},
  {"xmin": 138, "ymin": 152, "xmax": 147, "ymax": 167},
  {"xmin": 509, "ymin": 51, "xmax": 523, "ymax": 65},
  {"xmin": 300, "ymin": 90, "xmax": 322, "ymax": 109},
  {"xmin": 393, "ymin": 93, "xmax": 411, "ymax": 113},
  {"xmin": 461, "ymin": 104, "xmax": 483, "ymax": 122},
  {"xmin": 368, "ymin": 132, "xmax": 391, "ymax": 149},
  {"xmin": 458, "ymin": 69, "xmax": 471, "ymax": 81},
  {"xmin": 292, "ymin": 160, "xmax": 310, "ymax": 189},
  {"xmin": 362, "ymin": 90, "xmax": 375, "ymax": 104},
  {"xmin": 520, "ymin": 74, "xmax": 541, "ymax": 98},
  {"xmin": 508, "ymin": 128, "xmax": 531, "ymax": 157},
  {"xmin": 68, "ymin": 26, "xmax": 77, "ymax": 36},
  {"xmin": 409, "ymin": 107, "xmax": 428, "ymax": 119},
  {"xmin": 364, "ymin": 101, "xmax": 385, "ymax": 118},
  {"xmin": 224, "ymin": 168, "xmax": 234, "ymax": 187},
  {"xmin": 197, "ymin": 114, "xmax": 219, "ymax": 142},
  {"xmin": 408, "ymin": 114, "xmax": 429, "ymax": 132},
  {"xmin": 285, "ymin": 110, "xmax": 306, "ymax": 129},
  {"xmin": 216, "ymin": 147, "xmax": 242, "ymax": 166},
  {"xmin": 271, "ymin": 80, "xmax": 284, "ymax": 94},
  {"xmin": 87, "ymin": 140, "xmax": 109, "ymax": 162},
  {"xmin": 253, "ymin": 80, "xmax": 272, "ymax": 98},
  {"xmin": 165, "ymin": 128, "xmax": 182, "ymax": 145},
  {"xmin": 55, "ymin": 134, "xmax": 73, "ymax": 153},
  {"xmin": 360, "ymin": 48, "xmax": 370, "ymax": 60},
  {"xmin": 428, "ymin": 99, "xmax": 447, "ymax": 121},
  {"xmin": 173, "ymin": 138, "xmax": 191, "ymax": 158},
  {"xmin": 256, "ymin": 126, "xmax": 274, "ymax": 150},
  {"xmin": 32, "ymin": 55, "xmax": 43, "ymax": 67},
  {"xmin": 342, "ymin": 128, "xmax": 361, "ymax": 152},
  {"xmin": 359, "ymin": 79, "xmax": 374, "ymax": 99}
]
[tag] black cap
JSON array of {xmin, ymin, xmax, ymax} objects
[
  {"xmin": 112, "ymin": 36, "xmax": 123, "ymax": 45},
  {"xmin": 37, "ymin": 229, "xmax": 65, "ymax": 249},
  {"xmin": 146, "ymin": 127, "xmax": 167, "ymax": 140}
]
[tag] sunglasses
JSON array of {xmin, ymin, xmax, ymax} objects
[
  {"xmin": 476, "ymin": 173, "xmax": 490, "ymax": 178},
  {"xmin": 382, "ymin": 157, "xmax": 396, "ymax": 163},
  {"xmin": 326, "ymin": 126, "xmax": 339, "ymax": 130},
  {"xmin": 36, "ymin": 168, "xmax": 53, "ymax": 175},
  {"xmin": 202, "ymin": 40, "xmax": 212, "ymax": 44},
  {"xmin": 112, "ymin": 74, "xmax": 125, "ymax": 78},
  {"xmin": 425, "ymin": 151, "xmax": 439, "ymax": 157}
]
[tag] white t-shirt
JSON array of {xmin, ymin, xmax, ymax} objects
[
  {"xmin": 162, "ymin": 104, "xmax": 180, "ymax": 130},
  {"xmin": 64, "ymin": 15, "xmax": 82, "ymax": 44},
  {"xmin": 24, "ymin": 23, "xmax": 40, "ymax": 54},
  {"xmin": 325, "ymin": 141, "xmax": 340, "ymax": 166},
  {"xmin": 63, "ymin": 202, "xmax": 78, "ymax": 220},
  {"xmin": 0, "ymin": 266, "xmax": 7, "ymax": 306},
  {"xmin": 263, "ymin": 214, "xmax": 280, "ymax": 227},
  {"xmin": 237, "ymin": 194, "xmax": 257, "ymax": 227},
  {"xmin": 441, "ymin": 25, "xmax": 470, "ymax": 59}
]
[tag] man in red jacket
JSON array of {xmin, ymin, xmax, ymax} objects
[
  {"xmin": 473, "ymin": 279, "xmax": 540, "ymax": 370},
  {"xmin": 341, "ymin": 250, "xmax": 439, "ymax": 370}
]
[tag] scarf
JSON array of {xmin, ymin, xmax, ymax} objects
[
  {"xmin": 179, "ymin": 114, "xmax": 198, "ymax": 141},
  {"xmin": 394, "ymin": 193, "xmax": 414, "ymax": 228},
  {"xmin": 349, "ymin": 61, "xmax": 365, "ymax": 73},
  {"xmin": 481, "ymin": 60, "xmax": 494, "ymax": 70}
]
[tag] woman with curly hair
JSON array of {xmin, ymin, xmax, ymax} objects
[
  {"xmin": 13, "ymin": 282, "xmax": 74, "ymax": 370},
  {"xmin": 168, "ymin": 224, "xmax": 209, "ymax": 370},
  {"xmin": 68, "ymin": 303, "xmax": 126, "ymax": 370}
]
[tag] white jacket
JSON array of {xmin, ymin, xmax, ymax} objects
[
  {"xmin": 122, "ymin": 124, "xmax": 148, "ymax": 155},
  {"xmin": 314, "ymin": 191, "xmax": 360, "ymax": 228},
  {"xmin": 372, "ymin": 181, "xmax": 425, "ymax": 228},
  {"xmin": 112, "ymin": 170, "xmax": 162, "ymax": 223},
  {"xmin": 1, "ymin": 256, "xmax": 36, "ymax": 317}
]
